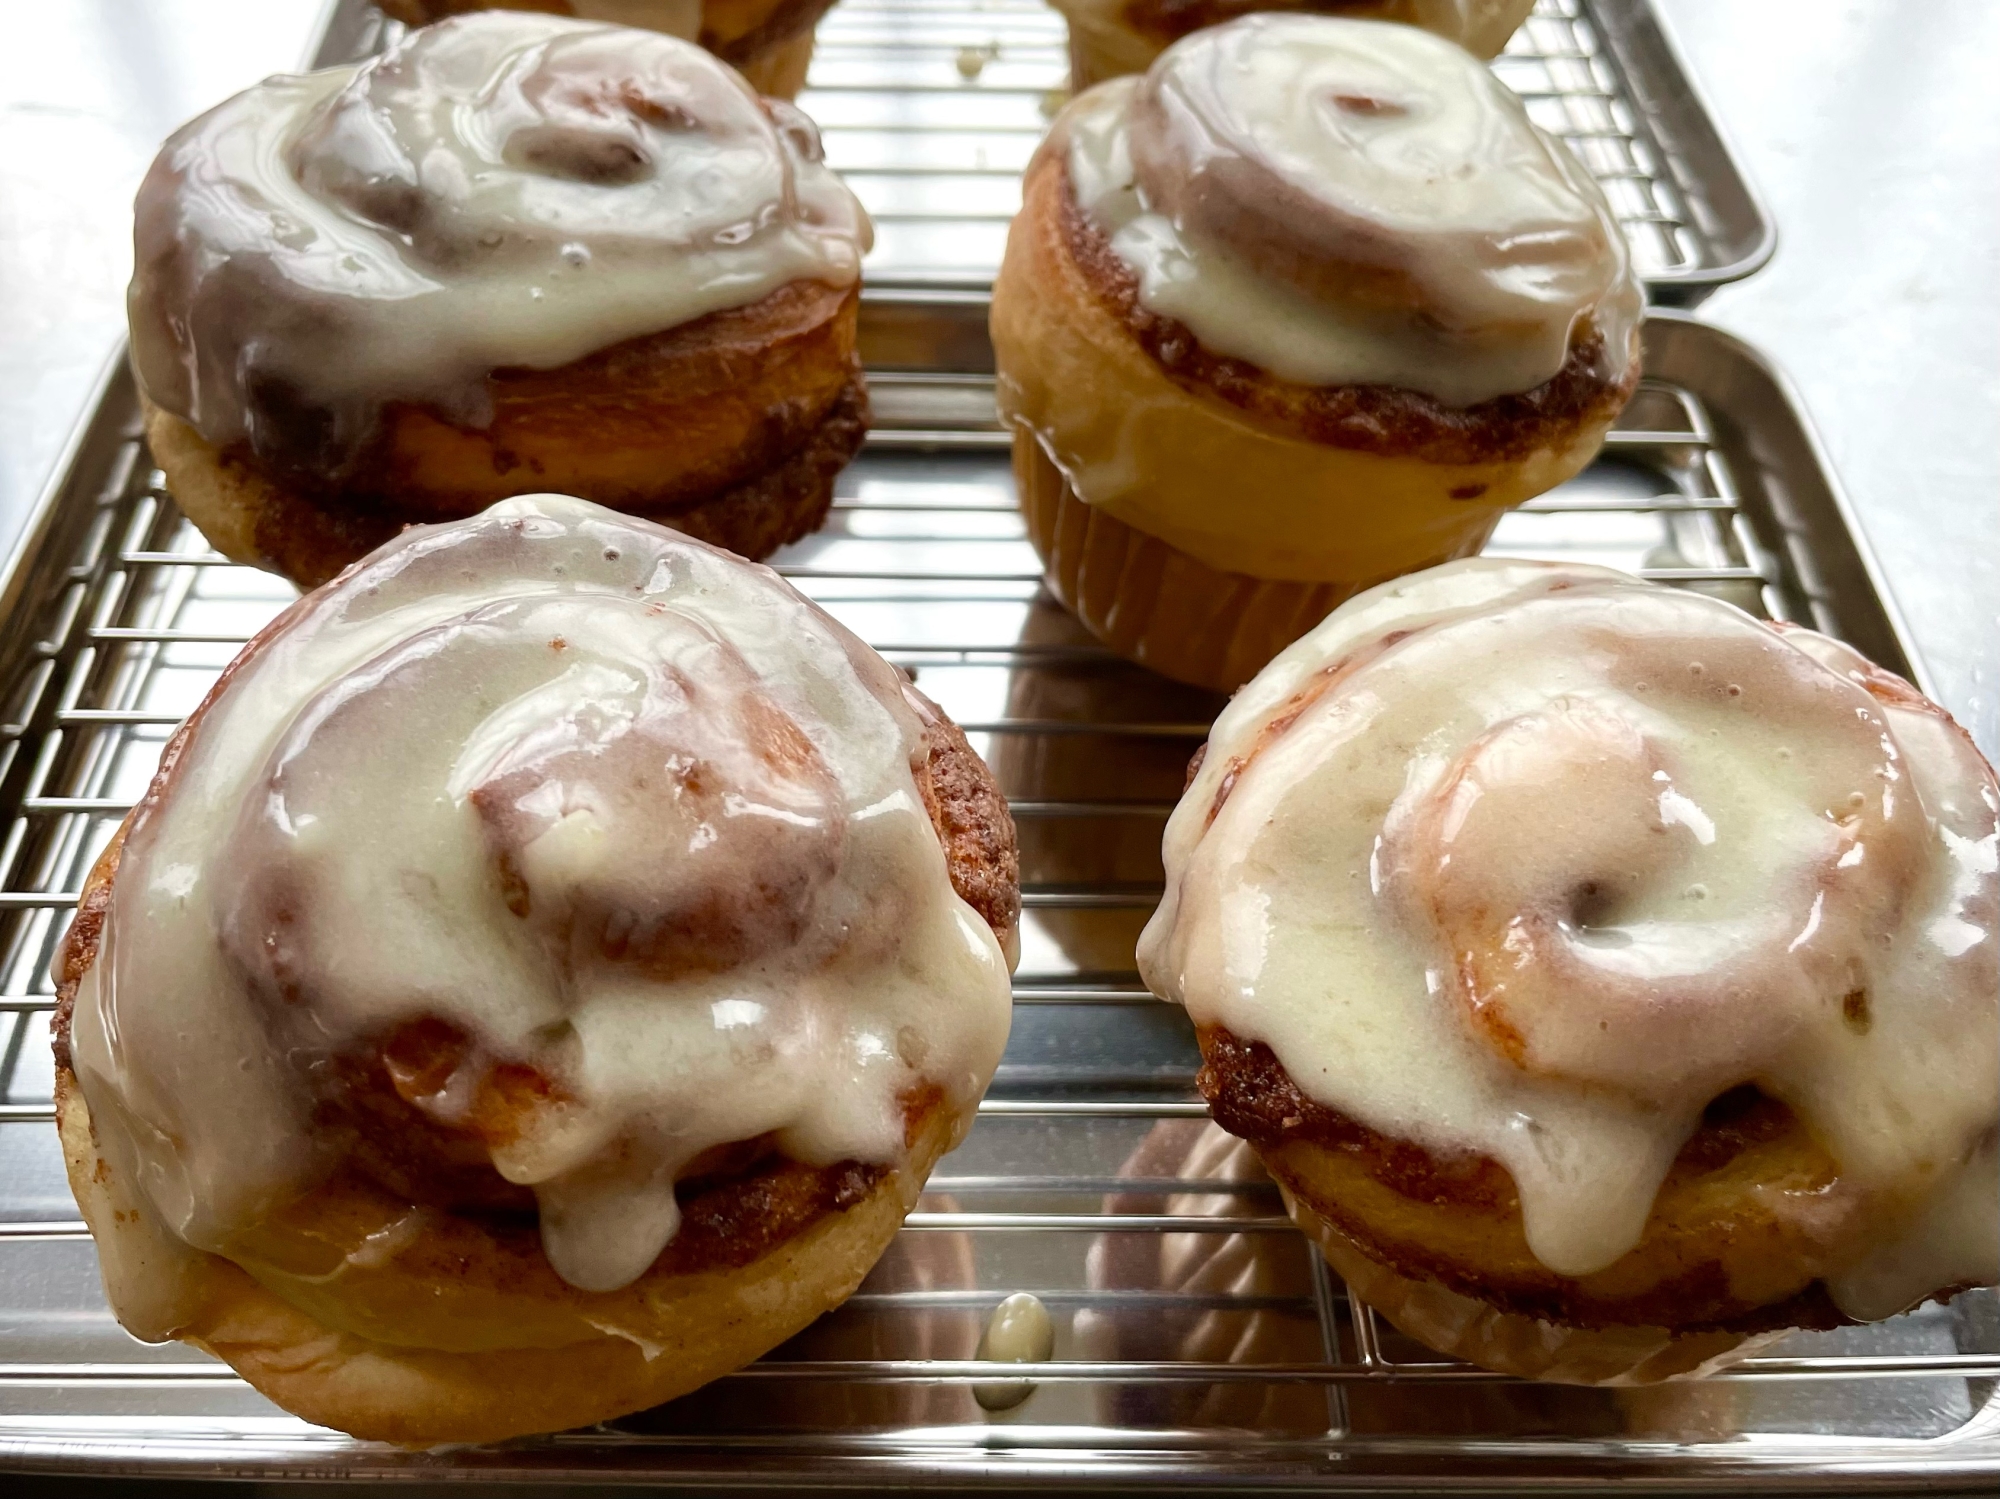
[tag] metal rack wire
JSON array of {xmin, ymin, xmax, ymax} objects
[{"xmin": 0, "ymin": 0, "xmax": 1985, "ymax": 1485}]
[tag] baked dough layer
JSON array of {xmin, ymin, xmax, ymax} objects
[{"xmin": 148, "ymin": 281, "xmax": 866, "ymax": 587}]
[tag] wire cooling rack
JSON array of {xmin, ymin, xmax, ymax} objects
[{"xmin": 0, "ymin": 0, "xmax": 1986, "ymax": 1488}]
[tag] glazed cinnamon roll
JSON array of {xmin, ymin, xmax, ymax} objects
[
  {"xmin": 990, "ymin": 15, "xmax": 1641, "ymax": 690},
  {"xmin": 53, "ymin": 494, "xmax": 1019, "ymax": 1444},
  {"xmin": 375, "ymin": 1, "xmax": 836, "ymax": 99},
  {"xmin": 130, "ymin": 13, "xmax": 871, "ymax": 588},
  {"xmin": 1139, "ymin": 559, "xmax": 2000, "ymax": 1383},
  {"xmin": 1053, "ymin": 0, "xmax": 1537, "ymax": 90}
]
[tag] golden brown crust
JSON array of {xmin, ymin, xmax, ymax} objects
[
  {"xmin": 152, "ymin": 278, "xmax": 867, "ymax": 587},
  {"xmin": 1197, "ymin": 1026, "xmax": 1856, "ymax": 1335},
  {"xmin": 1052, "ymin": 155, "xmax": 1639, "ymax": 468}
]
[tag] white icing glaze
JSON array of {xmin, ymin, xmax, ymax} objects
[
  {"xmin": 1138, "ymin": 559, "xmax": 1998, "ymax": 1313},
  {"xmin": 128, "ymin": 12, "xmax": 869, "ymax": 473},
  {"xmin": 1062, "ymin": 15, "xmax": 1641, "ymax": 405},
  {"xmin": 68, "ymin": 495, "xmax": 1012, "ymax": 1295}
]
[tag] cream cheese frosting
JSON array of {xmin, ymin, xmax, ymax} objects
[
  {"xmin": 127, "ymin": 12, "xmax": 869, "ymax": 477},
  {"xmin": 1061, "ymin": 15, "xmax": 1641, "ymax": 406},
  {"xmin": 67, "ymin": 495, "xmax": 1012, "ymax": 1297},
  {"xmin": 1138, "ymin": 559, "xmax": 1998, "ymax": 1316}
]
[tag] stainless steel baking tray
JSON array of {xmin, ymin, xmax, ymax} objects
[{"xmin": 4, "ymin": 0, "xmax": 1987, "ymax": 1490}]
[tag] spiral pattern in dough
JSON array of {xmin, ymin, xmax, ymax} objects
[
  {"xmin": 1139, "ymin": 560, "xmax": 1998, "ymax": 1311},
  {"xmin": 128, "ymin": 12, "xmax": 869, "ymax": 472},
  {"xmin": 68, "ymin": 496, "xmax": 1013, "ymax": 1295}
]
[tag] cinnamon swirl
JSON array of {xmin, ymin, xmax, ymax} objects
[
  {"xmin": 990, "ymin": 15, "xmax": 1641, "ymax": 690},
  {"xmin": 53, "ymin": 494, "xmax": 1019, "ymax": 1443},
  {"xmin": 1139, "ymin": 559, "xmax": 1999, "ymax": 1383},
  {"xmin": 376, "ymin": 0, "xmax": 836, "ymax": 99},
  {"xmin": 130, "ymin": 13, "xmax": 872, "ymax": 588},
  {"xmin": 1053, "ymin": 0, "xmax": 1537, "ymax": 91}
]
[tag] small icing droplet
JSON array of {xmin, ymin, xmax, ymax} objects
[{"xmin": 974, "ymin": 1291, "xmax": 1054, "ymax": 1411}]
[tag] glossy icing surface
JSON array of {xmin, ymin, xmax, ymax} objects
[
  {"xmin": 1062, "ymin": 15, "xmax": 1640, "ymax": 405},
  {"xmin": 1138, "ymin": 560, "xmax": 1998, "ymax": 1314},
  {"xmin": 128, "ymin": 12, "xmax": 869, "ymax": 474},
  {"xmin": 68, "ymin": 495, "xmax": 1012, "ymax": 1295}
]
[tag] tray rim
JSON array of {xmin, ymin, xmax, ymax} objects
[{"xmin": 1581, "ymin": 0, "xmax": 1777, "ymax": 303}]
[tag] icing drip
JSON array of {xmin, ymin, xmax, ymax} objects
[
  {"xmin": 1138, "ymin": 559, "xmax": 1998, "ymax": 1312},
  {"xmin": 1062, "ymin": 15, "xmax": 1641, "ymax": 405},
  {"xmin": 128, "ymin": 12, "xmax": 870, "ymax": 476},
  {"xmin": 68, "ymin": 495, "xmax": 1012, "ymax": 1294}
]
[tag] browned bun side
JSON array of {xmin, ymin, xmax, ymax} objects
[
  {"xmin": 51, "ymin": 662, "xmax": 1015, "ymax": 1444},
  {"xmin": 1195, "ymin": 1026, "xmax": 1881, "ymax": 1381},
  {"xmin": 151, "ymin": 279, "xmax": 867, "ymax": 588},
  {"xmin": 375, "ymin": 0, "xmax": 833, "ymax": 100},
  {"xmin": 702, "ymin": 0, "xmax": 835, "ymax": 98},
  {"xmin": 57, "ymin": 1072, "xmax": 960, "ymax": 1444}
]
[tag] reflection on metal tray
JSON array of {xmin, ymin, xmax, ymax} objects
[
  {"xmin": 0, "ymin": 0, "xmax": 1975, "ymax": 1486},
  {"xmin": 0, "ymin": 301, "xmax": 1992, "ymax": 1487}
]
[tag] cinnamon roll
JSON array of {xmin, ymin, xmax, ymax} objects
[
  {"xmin": 130, "ymin": 13, "xmax": 872, "ymax": 589},
  {"xmin": 375, "ymin": 0, "xmax": 833, "ymax": 101},
  {"xmin": 1053, "ymin": 0, "xmax": 1537, "ymax": 91},
  {"xmin": 990, "ymin": 15, "xmax": 1641, "ymax": 691},
  {"xmin": 53, "ymin": 494, "xmax": 1019, "ymax": 1444},
  {"xmin": 1139, "ymin": 558, "xmax": 1999, "ymax": 1383}
]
